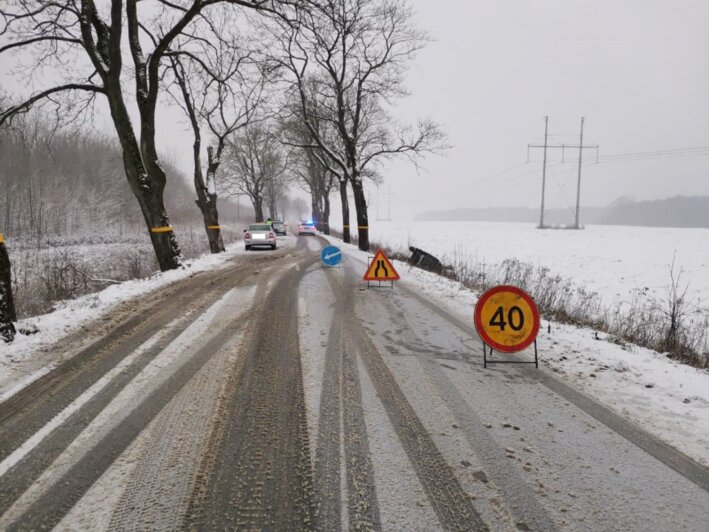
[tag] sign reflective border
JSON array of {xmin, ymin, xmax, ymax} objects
[
  {"xmin": 474, "ymin": 285, "xmax": 540, "ymax": 353},
  {"xmin": 363, "ymin": 250, "xmax": 400, "ymax": 281}
]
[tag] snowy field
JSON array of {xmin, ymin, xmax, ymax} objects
[
  {"xmin": 361, "ymin": 221, "xmax": 709, "ymax": 311},
  {"xmin": 9, "ymin": 226, "xmax": 243, "ymax": 318}
]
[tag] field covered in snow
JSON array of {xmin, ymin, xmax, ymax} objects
[{"xmin": 363, "ymin": 221, "xmax": 709, "ymax": 312}]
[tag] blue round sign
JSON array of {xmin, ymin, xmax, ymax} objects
[{"xmin": 321, "ymin": 245, "xmax": 342, "ymax": 267}]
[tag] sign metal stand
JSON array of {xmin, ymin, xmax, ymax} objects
[
  {"xmin": 483, "ymin": 340, "xmax": 538, "ymax": 368},
  {"xmin": 474, "ymin": 285, "xmax": 541, "ymax": 369}
]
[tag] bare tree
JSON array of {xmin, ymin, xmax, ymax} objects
[
  {"xmin": 288, "ymin": 125, "xmax": 336, "ymax": 234},
  {"xmin": 263, "ymin": 165, "xmax": 291, "ymax": 219},
  {"xmin": 299, "ymin": 148, "xmax": 336, "ymax": 234},
  {"xmin": 222, "ymin": 122, "xmax": 288, "ymax": 222},
  {"xmin": 166, "ymin": 11, "xmax": 277, "ymax": 253},
  {"xmin": 0, "ymin": 0, "xmax": 296, "ymax": 270},
  {"xmin": 268, "ymin": 0, "xmax": 447, "ymax": 250},
  {"xmin": 282, "ymin": 82, "xmax": 338, "ymax": 234}
]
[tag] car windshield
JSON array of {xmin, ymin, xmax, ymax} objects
[{"xmin": 249, "ymin": 224, "xmax": 271, "ymax": 231}]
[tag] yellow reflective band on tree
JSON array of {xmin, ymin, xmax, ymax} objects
[
  {"xmin": 343, "ymin": 225, "xmax": 350, "ymax": 228},
  {"xmin": 357, "ymin": 226, "xmax": 369, "ymax": 229},
  {"xmin": 207, "ymin": 225, "xmax": 221, "ymax": 230},
  {"xmin": 150, "ymin": 226, "xmax": 174, "ymax": 233},
  {"xmin": 0, "ymin": 234, "xmax": 4, "ymax": 244}
]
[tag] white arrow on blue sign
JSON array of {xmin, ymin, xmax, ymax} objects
[{"xmin": 321, "ymin": 245, "xmax": 342, "ymax": 267}]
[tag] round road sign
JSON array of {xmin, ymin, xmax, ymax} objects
[
  {"xmin": 321, "ymin": 245, "xmax": 342, "ymax": 267},
  {"xmin": 474, "ymin": 285, "xmax": 540, "ymax": 353}
]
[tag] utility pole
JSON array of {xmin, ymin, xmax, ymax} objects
[
  {"xmin": 527, "ymin": 117, "xmax": 598, "ymax": 229},
  {"xmin": 574, "ymin": 117, "xmax": 585, "ymax": 230},
  {"xmin": 539, "ymin": 116, "xmax": 549, "ymax": 228}
]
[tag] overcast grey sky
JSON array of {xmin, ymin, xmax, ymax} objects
[
  {"xmin": 141, "ymin": 0, "xmax": 707, "ymax": 222},
  {"xmin": 4, "ymin": 0, "xmax": 707, "ymax": 223},
  {"xmin": 373, "ymin": 0, "xmax": 709, "ymax": 220}
]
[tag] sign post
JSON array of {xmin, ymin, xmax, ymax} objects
[
  {"xmin": 321, "ymin": 245, "xmax": 342, "ymax": 268},
  {"xmin": 473, "ymin": 285, "xmax": 540, "ymax": 368},
  {"xmin": 363, "ymin": 249, "xmax": 400, "ymax": 288}
]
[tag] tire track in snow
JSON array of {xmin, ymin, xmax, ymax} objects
[
  {"xmin": 186, "ymin": 251, "xmax": 317, "ymax": 530},
  {"xmin": 0, "ymin": 267, "xmax": 261, "ymax": 520},
  {"xmin": 316, "ymin": 267, "xmax": 381, "ymax": 530},
  {"xmin": 0, "ymin": 251, "xmax": 279, "ymax": 449},
  {"xmin": 105, "ymin": 332, "xmax": 245, "ymax": 531},
  {"xmin": 376, "ymin": 292, "xmax": 558, "ymax": 531},
  {"xmin": 4, "ymin": 303, "xmax": 250, "ymax": 531},
  {"xmin": 312, "ymin": 289, "xmax": 343, "ymax": 529},
  {"xmin": 339, "ymin": 262, "xmax": 487, "ymax": 531},
  {"xmin": 341, "ymin": 330, "xmax": 382, "ymax": 531}
]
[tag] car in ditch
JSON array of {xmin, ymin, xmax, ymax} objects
[
  {"xmin": 244, "ymin": 223, "xmax": 277, "ymax": 250},
  {"xmin": 297, "ymin": 221, "xmax": 317, "ymax": 236}
]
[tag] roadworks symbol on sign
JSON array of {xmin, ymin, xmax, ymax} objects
[{"xmin": 363, "ymin": 250, "xmax": 400, "ymax": 281}]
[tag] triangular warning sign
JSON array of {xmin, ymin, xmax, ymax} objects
[{"xmin": 363, "ymin": 250, "xmax": 400, "ymax": 281}]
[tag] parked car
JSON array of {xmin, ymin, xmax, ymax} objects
[
  {"xmin": 272, "ymin": 220, "xmax": 287, "ymax": 236},
  {"xmin": 297, "ymin": 221, "xmax": 317, "ymax": 236},
  {"xmin": 244, "ymin": 223, "xmax": 277, "ymax": 250}
]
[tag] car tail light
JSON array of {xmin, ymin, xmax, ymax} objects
[
  {"xmin": 269, "ymin": 232, "xmax": 275, "ymax": 239},
  {"xmin": 245, "ymin": 232, "xmax": 251, "ymax": 238}
]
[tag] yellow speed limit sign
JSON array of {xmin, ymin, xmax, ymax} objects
[{"xmin": 474, "ymin": 285, "xmax": 540, "ymax": 353}]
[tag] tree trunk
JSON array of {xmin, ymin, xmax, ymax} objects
[
  {"xmin": 339, "ymin": 179, "xmax": 350, "ymax": 243},
  {"xmin": 311, "ymin": 195, "xmax": 323, "ymax": 231},
  {"xmin": 196, "ymin": 147, "xmax": 225, "ymax": 254},
  {"xmin": 177, "ymin": 49, "xmax": 226, "ymax": 256},
  {"xmin": 105, "ymin": 80, "xmax": 182, "ymax": 271},
  {"xmin": 253, "ymin": 199, "xmax": 265, "ymax": 223},
  {"xmin": 0, "ymin": 238, "xmax": 17, "ymax": 343},
  {"xmin": 350, "ymin": 176, "xmax": 369, "ymax": 251},
  {"xmin": 139, "ymin": 190, "xmax": 182, "ymax": 271},
  {"xmin": 197, "ymin": 197, "xmax": 224, "ymax": 254},
  {"xmin": 321, "ymin": 192, "xmax": 331, "ymax": 235}
]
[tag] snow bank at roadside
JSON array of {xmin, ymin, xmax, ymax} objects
[
  {"xmin": 0, "ymin": 243, "xmax": 247, "ymax": 399},
  {"xmin": 324, "ymin": 236, "xmax": 709, "ymax": 467}
]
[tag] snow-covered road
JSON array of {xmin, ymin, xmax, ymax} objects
[{"xmin": 0, "ymin": 233, "xmax": 707, "ymax": 530}]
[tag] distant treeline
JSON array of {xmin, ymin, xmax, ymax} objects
[
  {"xmin": 0, "ymin": 115, "xmax": 250, "ymax": 242},
  {"xmin": 416, "ymin": 196, "xmax": 709, "ymax": 228}
]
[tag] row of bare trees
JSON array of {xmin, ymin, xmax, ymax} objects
[
  {"xmin": 0, "ymin": 0, "xmax": 298, "ymax": 271},
  {"xmin": 1, "ymin": 0, "xmax": 443, "ymax": 255},
  {"xmin": 0, "ymin": 0, "xmax": 444, "ymax": 338},
  {"xmin": 270, "ymin": 0, "xmax": 446, "ymax": 250}
]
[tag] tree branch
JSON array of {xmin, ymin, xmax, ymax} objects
[{"xmin": 0, "ymin": 83, "xmax": 105, "ymax": 127}]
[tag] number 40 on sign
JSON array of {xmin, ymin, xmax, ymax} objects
[{"xmin": 473, "ymin": 285, "xmax": 540, "ymax": 368}]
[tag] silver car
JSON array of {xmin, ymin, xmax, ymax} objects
[{"xmin": 244, "ymin": 223, "xmax": 277, "ymax": 250}]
